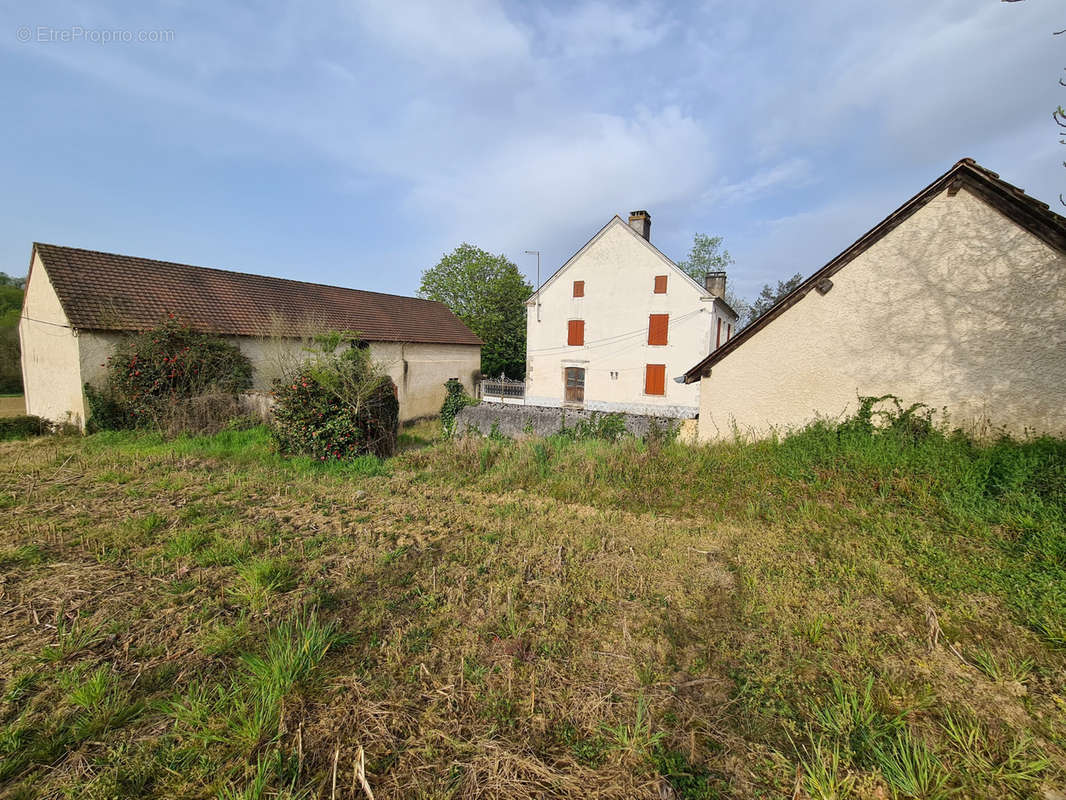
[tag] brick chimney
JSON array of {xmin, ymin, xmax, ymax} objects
[
  {"xmin": 628, "ymin": 210, "xmax": 651, "ymax": 240},
  {"xmin": 704, "ymin": 271, "xmax": 726, "ymax": 298}
]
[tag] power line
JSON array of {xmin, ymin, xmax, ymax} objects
[
  {"xmin": 526, "ymin": 308, "xmax": 706, "ymax": 356},
  {"xmin": 19, "ymin": 314, "xmax": 72, "ymax": 330}
]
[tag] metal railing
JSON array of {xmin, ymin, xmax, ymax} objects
[{"xmin": 482, "ymin": 374, "xmax": 525, "ymax": 401}]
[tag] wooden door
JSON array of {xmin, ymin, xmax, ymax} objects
[{"xmin": 564, "ymin": 367, "xmax": 585, "ymax": 405}]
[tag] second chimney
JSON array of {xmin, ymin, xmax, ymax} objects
[
  {"xmin": 704, "ymin": 270, "xmax": 726, "ymax": 298},
  {"xmin": 628, "ymin": 210, "xmax": 651, "ymax": 240}
]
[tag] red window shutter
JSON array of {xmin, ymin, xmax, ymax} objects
[
  {"xmin": 727, "ymin": 323, "xmax": 732, "ymax": 340},
  {"xmin": 645, "ymin": 364, "xmax": 666, "ymax": 395},
  {"xmin": 568, "ymin": 319, "xmax": 584, "ymax": 346},
  {"xmin": 648, "ymin": 314, "xmax": 669, "ymax": 346},
  {"xmin": 653, "ymin": 275, "xmax": 667, "ymax": 293},
  {"xmin": 716, "ymin": 318, "xmax": 722, "ymax": 348},
  {"xmin": 573, "ymin": 280, "xmax": 584, "ymax": 297}
]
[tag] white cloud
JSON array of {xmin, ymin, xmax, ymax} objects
[
  {"xmin": 3, "ymin": 0, "xmax": 1062, "ymax": 298},
  {"xmin": 709, "ymin": 158, "xmax": 813, "ymax": 208},
  {"xmin": 405, "ymin": 105, "xmax": 714, "ymax": 259}
]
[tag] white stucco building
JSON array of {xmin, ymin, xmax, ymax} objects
[
  {"xmin": 525, "ymin": 211, "xmax": 738, "ymax": 417},
  {"xmin": 684, "ymin": 159, "xmax": 1066, "ymax": 441},
  {"xmin": 19, "ymin": 243, "xmax": 482, "ymax": 428}
]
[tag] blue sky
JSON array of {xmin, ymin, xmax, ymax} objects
[{"xmin": 1, "ymin": 1, "xmax": 1062, "ymax": 302}]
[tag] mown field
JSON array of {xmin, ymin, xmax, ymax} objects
[
  {"xmin": 0, "ymin": 418, "xmax": 1064, "ymax": 799},
  {"xmin": 0, "ymin": 395, "xmax": 25, "ymax": 418}
]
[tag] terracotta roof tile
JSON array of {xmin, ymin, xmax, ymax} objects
[{"xmin": 32, "ymin": 244, "xmax": 482, "ymax": 346}]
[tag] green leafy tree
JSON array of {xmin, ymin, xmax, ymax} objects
[
  {"xmin": 0, "ymin": 272, "xmax": 25, "ymax": 289},
  {"xmin": 418, "ymin": 244, "xmax": 532, "ymax": 379},
  {"xmin": 676, "ymin": 233, "xmax": 734, "ymax": 280},
  {"xmin": 676, "ymin": 233, "xmax": 750, "ymax": 324},
  {"xmin": 0, "ymin": 272, "xmax": 25, "ymax": 393},
  {"xmin": 749, "ymin": 273, "xmax": 804, "ymax": 324}
]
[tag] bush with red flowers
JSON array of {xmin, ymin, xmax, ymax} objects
[
  {"xmin": 271, "ymin": 342, "xmax": 398, "ymax": 460},
  {"xmin": 89, "ymin": 318, "xmax": 253, "ymax": 431}
]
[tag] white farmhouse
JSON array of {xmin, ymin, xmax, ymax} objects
[{"xmin": 525, "ymin": 212, "xmax": 738, "ymax": 417}]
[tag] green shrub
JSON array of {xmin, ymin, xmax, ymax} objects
[
  {"xmin": 836, "ymin": 394, "xmax": 935, "ymax": 442},
  {"xmin": 556, "ymin": 412, "xmax": 629, "ymax": 442},
  {"xmin": 92, "ymin": 318, "xmax": 252, "ymax": 432},
  {"xmin": 441, "ymin": 378, "xmax": 476, "ymax": 436},
  {"xmin": 271, "ymin": 343, "xmax": 398, "ymax": 460},
  {"xmin": 0, "ymin": 415, "xmax": 51, "ymax": 441},
  {"xmin": 84, "ymin": 384, "xmax": 130, "ymax": 433}
]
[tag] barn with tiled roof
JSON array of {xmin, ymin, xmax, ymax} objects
[{"xmin": 18, "ymin": 244, "xmax": 481, "ymax": 426}]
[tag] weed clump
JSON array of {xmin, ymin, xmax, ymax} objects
[
  {"xmin": 441, "ymin": 377, "xmax": 477, "ymax": 436},
  {"xmin": 0, "ymin": 414, "xmax": 52, "ymax": 441},
  {"xmin": 556, "ymin": 411, "xmax": 629, "ymax": 442}
]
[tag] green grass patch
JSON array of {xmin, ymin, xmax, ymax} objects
[{"xmin": 0, "ymin": 409, "xmax": 1063, "ymax": 797}]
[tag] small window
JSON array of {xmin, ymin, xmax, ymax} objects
[
  {"xmin": 644, "ymin": 364, "xmax": 666, "ymax": 396},
  {"xmin": 716, "ymin": 318, "xmax": 722, "ymax": 348},
  {"xmin": 610, "ymin": 371, "xmax": 618, "ymax": 380},
  {"xmin": 573, "ymin": 280, "xmax": 584, "ymax": 297},
  {"xmin": 648, "ymin": 313, "xmax": 669, "ymax": 346},
  {"xmin": 653, "ymin": 275, "xmax": 667, "ymax": 293},
  {"xmin": 567, "ymin": 319, "xmax": 584, "ymax": 346},
  {"xmin": 726, "ymin": 323, "xmax": 732, "ymax": 340}
]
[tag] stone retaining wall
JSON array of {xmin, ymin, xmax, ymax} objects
[{"xmin": 454, "ymin": 403, "xmax": 683, "ymax": 439}]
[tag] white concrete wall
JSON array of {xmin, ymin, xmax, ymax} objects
[
  {"xmin": 77, "ymin": 329, "xmax": 479, "ymax": 424},
  {"xmin": 696, "ymin": 187, "xmax": 1066, "ymax": 440},
  {"xmin": 370, "ymin": 341, "xmax": 481, "ymax": 421},
  {"xmin": 526, "ymin": 219, "xmax": 735, "ymax": 418},
  {"xmin": 18, "ymin": 255, "xmax": 87, "ymax": 426}
]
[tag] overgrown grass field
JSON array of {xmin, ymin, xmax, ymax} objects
[{"xmin": 0, "ymin": 417, "xmax": 1063, "ymax": 798}]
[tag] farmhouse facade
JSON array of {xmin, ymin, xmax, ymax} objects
[
  {"xmin": 19, "ymin": 244, "xmax": 482, "ymax": 428},
  {"xmin": 684, "ymin": 159, "xmax": 1066, "ymax": 440},
  {"xmin": 525, "ymin": 212, "xmax": 738, "ymax": 418}
]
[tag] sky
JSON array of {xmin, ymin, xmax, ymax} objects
[{"xmin": 0, "ymin": 1, "xmax": 1063, "ymax": 302}]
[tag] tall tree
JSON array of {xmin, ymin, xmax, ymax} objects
[
  {"xmin": 748, "ymin": 273, "xmax": 804, "ymax": 324},
  {"xmin": 676, "ymin": 233, "xmax": 734, "ymax": 281},
  {"xmin": 676, "ymin": 233, "xmax": 750, "ymax": 324},
  {"xmin": 418, "ymin": 244, "xmax": 532, "ymax": 379},
  {"xmin": 0, "ymin": 272, "xmax": 25, "ymax": 393}
]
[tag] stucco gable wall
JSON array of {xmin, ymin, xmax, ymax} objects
[
  {"xmin": 531, "ymin": 220, "xmax": 708, "ymax": 305},
  {"xmin": 697, "ymin": 187, "xmax": 1066, "ymax": 440},
  {"xmin": 526, "ymin": 221, "xmax": 720, "ymax": 413},
  {"xmin": 19, "ymin": 255, "xmax": 87, "ymax": 426}
]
